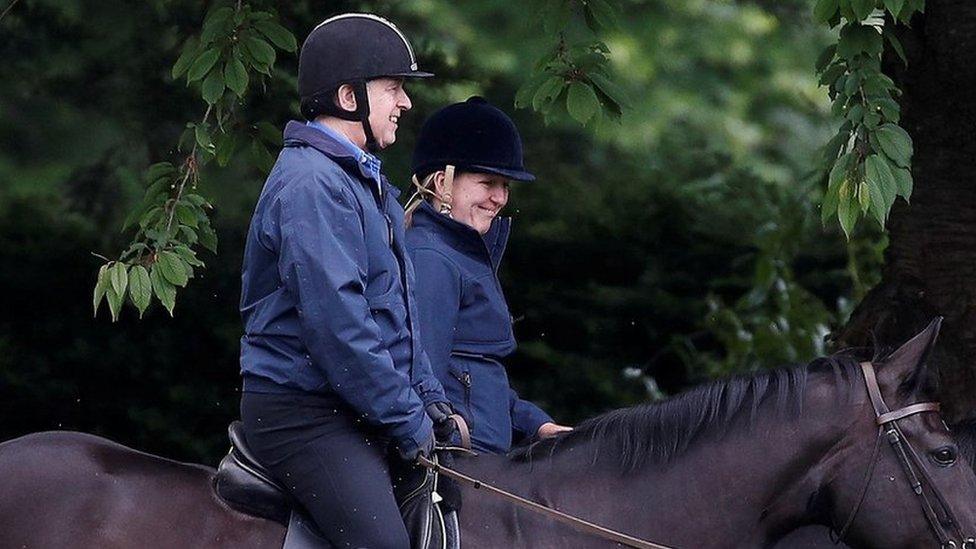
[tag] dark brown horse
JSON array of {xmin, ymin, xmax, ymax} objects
[{"xmin": 2, "ymin": 321, "xmax": 975, "ymax": 548}]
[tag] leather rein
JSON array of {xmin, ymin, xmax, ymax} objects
[
  {"xmin": 422, "ymin": 362, "xmax": 976, "ymax": 549},
  {"xmin": 831, "ymin": 362, "xmax": 975, "ymax": 549}
]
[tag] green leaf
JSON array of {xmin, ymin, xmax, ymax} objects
[
  {"xmin": 588, "ymin": 73, "xmax": 630, "ymax": 109},
  {"xmin": 195, "ymin": 125, "xmax": 214, "ymax": 151},
  {"xmin": 187, "ymin": 48, "xmax": 221, "ymax": 83},
  {"xmin": 93, "ymin": 264, "xmax": 110, "ymax": 318},
  {"xmin": 857, "ymin": 180, "xmax": 871, "ymax": 213},
  {"xmin": 822, "ymin": 152, "xmax": 853, "ymax": 224},
  {"xmin": 139, "ymin": 206, "xmax": 164, "ymax": 229},
  {"xmin": 146, "ymin": 162, "xmax": 177, "ymax": 184},
  {"xmin": 174, "ymin": 245, "xmax": 205, "ymax": 267},
  {"xmin": 106, "ymin": 284, "xmax": 124, "ymax": 322},
  {"xmin": 818, "ymin": 63, "xmax": 845, "ymax": 87},
  {"xmin": 200, "ymin": 7, "xmax": 234, "ymax": 46},
  {"xmin": 585, "ymin": 0, "xmax": 619, "ymax": 31},
  {"xmin": 845, "ymin": 103, "xmax": 864, "ymax": 124},
  {"xmin": 837, "ymin": 24, "xmax": 882, "ymax": 59},
  {"xmin": 242, "ymin": 36, "xmax": 275, "ymax": 67},
  {"xmin": 566, "ymin": 82, "xmax": 600, "ymax": 125},
  {"xmin": 883, "ymin": 0, "xmax": 905, "ymax": 17},
  {"xmin": 875, "ymin": 97, "xmax": 900, "ymax": 122},
  {"xmin": 253, "ymin": 19, "xmax": 297, "ymax": 52},
  {"xmin": 837, "ymin": 179, "xmax": 859, "ymax": 239},
  {"xmin": 201, "ymin": 70, "xmax": 225, "ymax": 104},
  {"xmin": 157, "ymin": 250, "xmax": 189, "ymax": 287},
  {"xmin": 180, "ymin": 225, "xmax": 198, "ymax": 245},
  {"xmin": 814, "ymin": 0, "xmax": 840, "ymax": 23},
  {"xmin": 150, "ymin": 265, "xmax": 177, "ymax": 317},
  {"xmin": 874, "ymin": 123, "xmax": 912, "ymax": 167},
  {"xmin": 884, "ymin": 28, "xmax": 908, "ymax": 65},
  {"xmin": 532, "ymin": 76, "xmax": 564, "ymax": 111},
  {"xmin": 865, "ymin": 154, "xmax": 898, "ymax": 225},
  {"xmin": 815, "ymin": 45, "xmax": 837, "ymax": 73},
  {"xmin": 892, "ymin": 166, "xmax": 913, "ymax": 199},
  {"xmin": 174, "ymin": 203, "xmax": 199, "ymax": 228},
  {"xmin": 215, "ymin": 131, "xmax": 238, "ymax": 167},
  {"xmin": 199, "ymin": 224, "xmax": 218, "ymax": 254},
  {"xmin": 224, "ymin": 57, "xmax": 248, "ymax": 96},
  {"xmin": 515, "ymin": 72, "xmax": 550, "ymax": 109},
  {"xmin": 171, "ymin": 38, "xmax": 200, "ymax": 80},
  {"xmin": 109, "ymin": 261, "xmax": 128, "ymax": 298},
  {"xmin": 822, "ymin": 127, "xmax": 850, "ymax": 162},
  {"xmin": 184, "ymin": 194, "xmax": 210, "ymax": 208},
  {"xmin": 128, "ymin": 265, "xmax": 152, "ymax": 318},
  {"xmin": 850, "ymin": 0, "xmax": 876, "ymax": 21}
]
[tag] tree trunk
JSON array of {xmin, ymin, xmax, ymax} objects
[{"xmin": 835, "ymin": 0, "xmax": 976, "ymax": 422}]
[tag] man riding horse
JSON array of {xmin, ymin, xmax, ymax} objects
[{"xmin": 237, "ymin": 13, "xmax": 461, "ymax": 549}]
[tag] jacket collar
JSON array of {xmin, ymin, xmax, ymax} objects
[
  {"xmin": 412, "ymin": 201, "xmax": 510, "ymax": 269},
  {"xmin": 282, "ymin": 120, "xmax": 380, "ymax": 184}
]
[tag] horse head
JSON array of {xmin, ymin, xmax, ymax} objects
[{"xmin": 823, "ymin": 318, "xmax": 976, "ymax": 548}]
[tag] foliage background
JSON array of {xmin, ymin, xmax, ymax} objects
[{"xmin": 0, "ymin": 0, "xmax": 880, "ymax": 462}]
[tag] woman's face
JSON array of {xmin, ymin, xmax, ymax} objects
[{"xmin": 445, "ymin": 172, "xmax": 510, "ymax": 235}]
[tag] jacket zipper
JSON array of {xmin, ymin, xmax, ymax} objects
[{"xmin": 450, "ymin": 370, "xmax": 473, "ymax": 421}]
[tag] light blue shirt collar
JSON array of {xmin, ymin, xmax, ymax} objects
[{"xmin": 306, "ymin": 121, "xmax": 382, "ymax": 184}]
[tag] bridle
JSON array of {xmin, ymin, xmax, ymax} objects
[{"xmin": 831, "ymin": 361, "xmax": 976, "ymax": 548}]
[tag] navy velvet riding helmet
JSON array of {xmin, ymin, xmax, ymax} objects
[{"xmin": 411, "ymin": 97, "xmax": 535, "ymax": 182}]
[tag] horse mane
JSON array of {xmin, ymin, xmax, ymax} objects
[{"xmin": 510, "ymin": 353, "xmax": 865, "ymax": 473}]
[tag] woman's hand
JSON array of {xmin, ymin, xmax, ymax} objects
[{"xmin": 537, "ymin": 422, "xmax": 573, "ymax": 439}]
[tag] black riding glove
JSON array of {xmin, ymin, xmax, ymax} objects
[
  {"xmin": 398, "ymin": 433, "xmax": 435, "ymax": 463},
  {"xmin": 425, "ymin": 401, "xmax": 462, "ymax": 447}
]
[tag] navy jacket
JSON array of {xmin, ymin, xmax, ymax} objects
[
  {"xmin": 406, "ymin": 201, "xmax": 552, "ymax": 454},
  {"xmin": 239, "ymin": 121, "xmax": 447, "ymax": 457}
]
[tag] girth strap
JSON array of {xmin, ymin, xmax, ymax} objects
[{"xmin": 417, "ymin": 455, "xmax": 674, "ymax": 549}]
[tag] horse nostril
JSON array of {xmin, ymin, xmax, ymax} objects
[{"xmin": 962, "ymin": 538, "xmax": 976, "ymax": 549}]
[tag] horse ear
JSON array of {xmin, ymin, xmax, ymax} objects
[{"xmin": 876, "ymin": 317, "xmax": 942, "ymax": 397}]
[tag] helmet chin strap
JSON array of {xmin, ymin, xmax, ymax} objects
[
  {"xmin": 350, "ymin": 80, "xmax": 379, "ymax": 153},
  {"xmin": 318, "ymin": 80, "xmax": 378, "ymax": 153}
]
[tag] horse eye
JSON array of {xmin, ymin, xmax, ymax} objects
[{"xmin": 931, "ymin": 446, "xmax": 957, "ymax": 466}]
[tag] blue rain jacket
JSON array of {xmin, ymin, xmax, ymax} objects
[
  {"xmin": 239, "ymin": 121, "xmax": 447, "ymax": 457},
  {"xmin": 406, "ymin": 201, "xmax": 553, "ymax": 454}
]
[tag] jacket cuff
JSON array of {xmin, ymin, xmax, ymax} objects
[
  {"xmin": 393, "ymin": 414, "xmax": 435, "ymax": 457},
  {"xmin": 515, "ymin": 405, "xmax": 554, "ymax": 439}
]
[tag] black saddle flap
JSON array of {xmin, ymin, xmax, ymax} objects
[{"xmin": 214, "ymin": 421, "xmax": 291, "ymax": 525}]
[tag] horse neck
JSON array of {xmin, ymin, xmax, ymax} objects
[{"xmin": 463, "ymin": 375, "xmax": 857, "ymax": 546}]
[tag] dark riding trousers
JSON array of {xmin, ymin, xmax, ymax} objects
[{"xmin": 241, "ymin": 387, "xmax": 409, "ymax": 549}]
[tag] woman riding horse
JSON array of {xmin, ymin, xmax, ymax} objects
[{"xmin": 405, "ymin": 97, "xmax": 572, "ymax": 455}]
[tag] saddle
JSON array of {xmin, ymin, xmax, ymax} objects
[{"xmin": 213, "ymin": 421, "xmax": 459, "ymax": 549}]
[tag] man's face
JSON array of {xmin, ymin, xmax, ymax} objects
[{"xmin": 366, "ymin": 78, "xmax": 411, "ymax": 149}]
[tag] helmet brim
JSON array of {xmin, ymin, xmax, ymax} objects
[
  {"xmin": 386, "ymin": 70, "xmax": 434, "ymax": 79},
  {"xmin": 468, "ymin": 164, "xmax": 536, "ymax": 182}
]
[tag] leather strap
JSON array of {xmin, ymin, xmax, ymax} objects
[
  {"xmin": 878, "ymin": 402, "xmax": 940, "ymax": 425},
  {"xmin": 418, "ymin": 455, "xmax": 673, "ymax": 549},
  {"xmin": 449, "ymin": 413, "xmax": 471, "ymax": 451}
]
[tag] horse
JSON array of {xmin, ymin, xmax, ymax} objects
[{"xmin": 2, "ymin": 320, "xmax": 975, "ymax": 548}]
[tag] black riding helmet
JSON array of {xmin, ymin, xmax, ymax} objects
[
  {"xmin": 298, "ymin": 13, "xmax": 433, "ymax": 151},
  {"xmin": 412, "ymin": 97, "xmax": 535, "ymax": 182}
]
